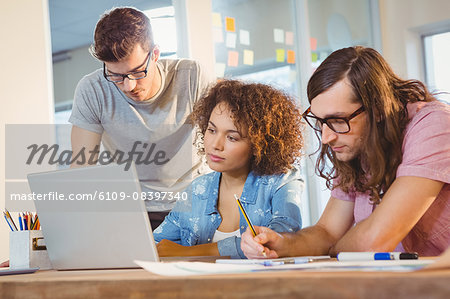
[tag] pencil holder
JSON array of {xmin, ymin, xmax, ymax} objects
[{"xmin": 9, "ymin": 230, "xmax": 52, "ymax": 270}]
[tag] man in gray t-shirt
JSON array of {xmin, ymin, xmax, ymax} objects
[{"xmin": 69, "ymin": 7, "xmax": 211, "ymax": 229}]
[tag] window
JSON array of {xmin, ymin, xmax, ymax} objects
[
  {"xmin": 423, "ymin": 31, "xmax": 450, "ymax": 104},
  {"xmin": 145, "ymin": 6, "xmax": 178, "ymax": 59},
  {"xmin": 49, "ymin": 1, "xmax": 175, "ymax": 124}
]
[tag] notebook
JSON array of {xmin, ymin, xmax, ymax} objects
[{"xmin": 27, "ymin": 163, "xmax": 159, "ymax": 270}]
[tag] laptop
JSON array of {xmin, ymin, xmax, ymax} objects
[{"xmin": 27, "ymin": 163, "xmax": 160, "ymax": 270}]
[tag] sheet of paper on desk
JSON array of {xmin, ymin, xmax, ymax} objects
[
  {"xmin": 135, "ymin": 260, "xmax": 264, "ymax": 276},
  {"xmin": 135, "ymin": 259, "xmax": 435, "ymax": 276},
  {"xmin": 263, "ymin": 259, "xmax": 435, "ymax": 272},
  {"xmin": 216, "ymin": 256, "xmax": 331, "ymax": 265}
]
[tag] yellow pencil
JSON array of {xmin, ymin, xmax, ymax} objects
[
  {"xmin": 234, "ymin": 194, "xmax": 267, "ymax": 257},
  {"xmin": 27, "ymin": 212, "xmax": 31, "ymax": 230}
]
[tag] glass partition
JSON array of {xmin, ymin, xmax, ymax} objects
[{"xmin": 210, "ymin": 0, "xmax": 379, "ymax": 224}]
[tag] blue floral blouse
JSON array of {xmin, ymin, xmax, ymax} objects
[{"xmin": 153, "ymin": 167, "xmax": 303, "ymax": 258}]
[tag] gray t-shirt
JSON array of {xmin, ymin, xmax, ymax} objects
[{"xmin": 69, "ymin": 59, "xmax": 211, "ymax": 211}]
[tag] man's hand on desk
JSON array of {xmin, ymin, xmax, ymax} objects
[
  {"xmin": 157, "ymin": 239, "xmax": 220, "ymax": 257},
  {"xmin": 240, "ymin": 226, "xmax": 285, "ymax": 259}
]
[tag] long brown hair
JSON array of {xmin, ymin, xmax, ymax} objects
[
  {"xmin": 191, "ymin": 80, "xmax": 304, "ymax": 176},
  {"xmin": 307, "ymin": 46, "xmax": 435, "ymax": 203},
  {"xmin": 90, "ymin": 7, "xmax": 154, "ymax": 62}
]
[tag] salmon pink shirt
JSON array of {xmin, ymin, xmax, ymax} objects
[{"xmin": 331, "ymin": 100, "xmax": 450, "ymax": 256}]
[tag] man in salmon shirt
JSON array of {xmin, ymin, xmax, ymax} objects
[{"xmin": 241, "ymin": 46, "xmax": 449, "ymax": 258}]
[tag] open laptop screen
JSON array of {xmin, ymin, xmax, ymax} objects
[{"xmin": 27, "ymin": 163, "xmax": 159, "ymax": 270}]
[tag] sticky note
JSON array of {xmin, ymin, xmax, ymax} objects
[
  {"xmin": 287, "ymin": 50, "xmax": 295, "ymax": 64},
  {"xmin": 289, "ymin": 70, "xmax": 297, "ymax": 83},
  {"xmin": 228, "ymin": 51, "xmax": 239, "ymax": 67},
  {"xmin": 226, "ymin": 32, "xmax": 237, "ymax": 48},
  {"xmin": 311, "ymin": 52, "xmax": 318, "ymax": 62},
  {"xmin": 243, "ymin": 49, "xmax": 254, "ymax": 65},
  {"xmin": 215, "ymin": 62, "xmax": 226, "ymax": 78},
  {"xmin": 212, "ymin": 12, "xmax": 222, "ymax": 28},
  {"xmin": 213, "ymin": 27, "xmax": 224, "ymax": 43},
  {"xmin": 276, "ymin": 49, "xmax": 285, "ymax": 62},
  {"xmin": 225, "ymin": 17, "xmax": 235, "ymax": 32},
  {"xmin": 310, "ymin": 37, "xmax": 317, "ymax": 51},
  {"xmin": 240, "ymin": 30, "xmax": 250, "ymax": 46},
  {"xmin": 285, "ymin": 31, "xmax": 294, "ymax": 45},
  {"xmin": 274, "ymin": 28, "xmax": 284, "ymax": 43}
]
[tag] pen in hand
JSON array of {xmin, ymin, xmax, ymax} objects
[{"xmin": 234, "ymin": 194, "xmax": 267, "ymax": 257}]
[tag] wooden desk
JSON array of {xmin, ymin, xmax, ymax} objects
[{"xmin": 1, "ymin": 267, "xmax": 449, "ymax": 298}]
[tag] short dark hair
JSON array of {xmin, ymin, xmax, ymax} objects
[
  {"xmin": 307, "ymin": 46, "xmax": 435, "ymax": 203},
  {"xmin": 191, "ymin": 80, "xmax": 304, "ymax": 176},
  {"xmin": 90, "ymin": 7, "xmax": 154, "ymax": 62}
]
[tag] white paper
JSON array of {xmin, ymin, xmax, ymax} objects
[
  {"xmin": 226, "ymin": 32, "xmax": 237, "ymax": 48},
  {"xmin": 274, "ymin": 28, "xmax": 284, "ymax": 43},
  {"xmin": 261, "ymin": 259, "xmax": 435, "ymax": 272},
  {"xmin": 239, "ymin": 30, "xmax": 250, "ymax": 45},
  {"xmin": 135, "ymin": 260, "xmax": 262, "ymax": 276},
  {"xmin": 135, "ymin": 258, "xmax": 435, "ymax": 276},
  {"xmin": 216, "ymin": 256, "xmax": 330, "ymax": 265}
]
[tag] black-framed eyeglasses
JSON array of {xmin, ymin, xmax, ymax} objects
[
  {"xmin": 302, "ymin": 106, "xmax": 365, "ymax": 134},
  {"xmin": 103, "ymin": 51, "xmax": 152, "ymax": 83}
]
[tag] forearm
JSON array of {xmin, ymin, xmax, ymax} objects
[
  {"xmin": 189, "ymin": 243, "xmax": 220, "ymax": 256},
  {"xmin": 329, "ymin": 217, "xmax": 402, "ymax": 256},
  {"xmin": 328, "ymin": 177, "xmax": 444, "ymax": 256},
  {"xmin": 279, "ymin": 225, "xmax": 337, "ymax": 257},
  {"xmin": 70, "ymin": 126, "xmax": 101, "ymax": 167},
  {"xmin": 158, "ymin": 241, "xmax": 219, "ymax": 257}
]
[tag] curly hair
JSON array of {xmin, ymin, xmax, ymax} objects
[
  {"xmin": 307, "ymin": 46, "xmax": 435, "ymax": 204},
  {"xmin": 90, "ymin": 7, "xmax": 154, "ymax": 62},
  {"xmin": 191, "ymin": 80, "xmax": 304, "ymax": 176}
]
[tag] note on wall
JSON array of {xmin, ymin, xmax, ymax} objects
[
  {"xmin": 285, "ymin": 31, "xmax": 294, "ymax": 46},
  {"xmin": 289, "ymin": 70, "xmax": 297, "ymax": 83},
  {"xmin": 212, "ymin": 12, "xmax": 222, "ymax": 28},
  {"xmin": 226, "ymin": 32, "xmax": 237, "ymax": 48},
  {"xmin": 287, "ymin": 50, "xmax": 295, "ymax": 64},
  {"xmin": 243, "ymin": 50, "xmax": 254, "ymax": 65},
  {"xmin": 276, "ymin": 49, "xmax": 285, "ymax": 62},
  {"xmin": 311, "ymin": 52, "xmax": 318, "ymax": 62},
  {"xmin": 274, "ymin": 28, "xmax": 284, "ymax": 43},
  {"xmin": 213, "ymin": 27, "xmax": 224, "ymax": 43},
  {"xmin": 225, "ymin": 17, "xmax": 236, "ymax": 32},
  {"xmin": 215, "ymin": 62, "xmax": 226, "ymax": 78},
  {"xmin": 310, "ymin": 37, "xmax": 317, "ymax": 51},
  {"xmin": 228, "ymin": 51, "xmax": 239, "ymax": 67},
  {"xmin": 240, "ymin": 30, "xmax": 250, "ymax": 46}
]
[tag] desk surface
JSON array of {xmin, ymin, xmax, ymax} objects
[{"xmin": 1, "ymin": 267, "xmax": 449, "ymax": 299}]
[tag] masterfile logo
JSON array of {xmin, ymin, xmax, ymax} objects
[
  {"xmin": 25, "ymin": 141, "xmax": 170, "ymax": 171},
  {"xmin": 4, "ymin": 124, "xmax": 196, "ymax": 212}
]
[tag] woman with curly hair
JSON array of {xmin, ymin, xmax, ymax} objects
[{"xmin": 153, "ymin": 79, "xmax": 304, "ymax": 258}]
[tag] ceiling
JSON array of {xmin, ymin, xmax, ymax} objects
[{"xmin": 49, "ymin": 0, "xmax": 171, "ymax": 54}]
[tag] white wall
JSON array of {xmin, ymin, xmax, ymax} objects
[
  {"xmin": 379, "ymin": 0, "xmax": 450, "ymax": 80},
  {"xmin": 0, "ymin": 0, "xmax": 54, "ymax": 262},
  {"xmin": 182, "ymin": 0, "xmax": 215, "ymax": 77}
]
